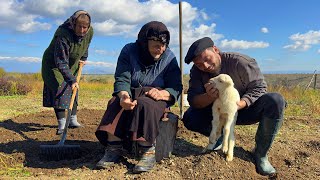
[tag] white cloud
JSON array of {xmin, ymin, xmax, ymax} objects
[
  {"xmin": 22, "ymin": 0, "xmax": 79, "ymax": 17},
  {"xmin": 220, "ymin": 39, "xmax": 269, "ymax": 50},
  {"xmin": 283, "ymin": 41, "xmax": 310, "ymax": 51},
  {"xmin": 200, "ymin": 10, "xmax": 209, "ymax": 20},
  {"xmin": 0, "ymin": 0, "xmax": 215, "ymax": 44},
  {"xmin": 16, "ymin": 21, "xmax": 51, "ymax": 33},
  {"xmin": 0, "ymin": 0, "xmax": 52, "ymax": 33},
  {"xmin": 317, "ymin": 49, "xmax": 320, "ymax": 54},
  {"xmin": 0, "ymin": 0, "xmax": 228, "ymax": 64},
  {"xmin": 82, "ymin": 0, "xmax": 181, "ymax": 36},
  {"xmin": 0, "ymin": 56, "xmax": 41, "ymax": 62},
  {"xmin": 261, "ymin": 27, "xmax": 269, "ymax": 33},
  {"xmin": 86, "ymin": 60, "xmax": 116, "ymax": 68},
  {"xmin": 0, "ymin": 56, "xmax": 116, "ymax": 73},
  {"xmin": 94, "ymin": 49, "xmax": 119, "ymax": 56},
  {"xmin": 93, "ymin": 20, "xmax": 136, "ymax": 36},
  {"xmin": 284, "ymin": 30, "xmax": 320, "ymax": 51},
  {"xmin": 180, "ymin": 23, "xmax": 224, "ymax": 46}
]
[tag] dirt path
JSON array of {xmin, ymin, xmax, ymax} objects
[{"xmin": 0, "ymin": 109, "xmax": 319, "ymax": 179}]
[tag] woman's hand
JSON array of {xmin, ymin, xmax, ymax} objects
[
  {"xmin": 120, "ymin": 94, "xmax": 137, "ymax": 110},
  {"xmin": 145, "ymin": 88, "xmax": 167, "ymax": 101},
  {"xmin": 72, "ymin": 82, "xmax": 79, "ymax": 90},
  {"xmin": 79, "ymin": 60, "xmax": 86, "ymax": 65}
]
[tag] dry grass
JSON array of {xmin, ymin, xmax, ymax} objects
[
  {"xmin": 1, "ymin": 73, "xmax": 320, "ymax": 121},
  {"xmin": 0, "ymin": 83, "xmax": 113, "ymax": 121}
]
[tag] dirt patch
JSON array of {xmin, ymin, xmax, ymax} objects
[{"xmin": 0, "ymin": 109, "xmax": 319, "ymax": 179}]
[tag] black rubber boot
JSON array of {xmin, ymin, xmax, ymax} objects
[
  {"xmin": 96, "ymin": 142, "xmax": 126, "ymax": 169},
  {"xmin": 253, "ymin": 116, "xmax": 283, "ymax": 175},
  {"xmin": 133, "ymin": 145, "xmax": 156, "ymax": 173}
]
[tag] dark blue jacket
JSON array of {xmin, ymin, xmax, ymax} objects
[{"xmin": 113, "ymin": 42, "xmax": 182, "ymax": 106}]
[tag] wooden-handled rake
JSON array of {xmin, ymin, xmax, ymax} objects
[{"xmin": 40, "ymin": 62, "xmax": 84, "ymax": 161}]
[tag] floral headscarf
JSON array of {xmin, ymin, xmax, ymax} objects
[{"xmin": 61, "ymin": 10, "xmax": 91, "ymax": 36}]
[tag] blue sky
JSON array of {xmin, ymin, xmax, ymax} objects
[{"xmin": 0, "ymin": 0, "xmax": 319, "ymax": 74}]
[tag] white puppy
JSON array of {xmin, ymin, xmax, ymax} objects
[{"xmin": 206, "ymin": 74, "xmax": 240, "ymax": 162}]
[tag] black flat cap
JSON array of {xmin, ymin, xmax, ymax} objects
[{"xmin": 185, "ymin": 37, "xmax": 214, "ymax": 64}]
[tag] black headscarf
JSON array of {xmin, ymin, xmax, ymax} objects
[{"xmin": 136, "ymin": 21, "xmax": 170, "ymax": 66}]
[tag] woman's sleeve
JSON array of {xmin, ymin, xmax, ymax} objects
[
  {"xmin": 54, "ymin": 36, "xmax": 76, "ymax": 84},
  {"xmin": 164, "ymin": 58, "xmax": 183, "ymax": 106},
  {"xmin": 113, "ymin": 45, "xmax": 132, "ymax": 97},
  {"xmin": 80, "ymin": 48, "xmax": 88, "ymax": 61}
]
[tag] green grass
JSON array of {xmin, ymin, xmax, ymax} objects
[{"xmin": 0, "ymin": 166, "xmax": 32, "ymax": 177}]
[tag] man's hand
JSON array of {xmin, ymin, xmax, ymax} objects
[
  {"xmin": 120, "ymin": 94, "xmax": 137, "ymax": 110},
  {"xmin": 145, "ymin": 88, "xmax": 164, "ymax": 101},
  {"xmin": 191, "ymin": 82, "xmax": 219, "ymax": 108},
  {"xmin": 236, "ymin": 99, "xmax": 247, "ymax": 110},
  {"xmin": 204, "ymin": 82, "xmax": 219, "ymax": 100}
]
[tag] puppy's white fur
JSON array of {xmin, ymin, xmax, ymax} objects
[{"xmin": 206, "ymin": 74, "xmax": 240, "ymax": 162}]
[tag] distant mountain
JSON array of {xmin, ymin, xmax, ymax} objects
[{"xmin": 262, "ymin": 70, "xmax": 317, "ymax": 74}]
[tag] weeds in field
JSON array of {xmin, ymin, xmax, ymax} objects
[
  {"xmin": 269, "ymin": 85, "xmax": 320, "ymax": 118},
  {"xmin": 0, "ymin": 153, "xmax": 31, "ymax": 177}
]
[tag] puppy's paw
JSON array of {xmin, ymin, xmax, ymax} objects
[
  {"xmin": 222, "ymin": 145, "xmax": 228, "ymax": 154},
  {"xmin": 226, "ymin": 154, "xmax": 233, "ymax": 162}
]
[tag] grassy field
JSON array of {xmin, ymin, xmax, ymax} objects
[
  {"xmin": 0, "ymin": 73, "xmax": 319, "ymax": 179},
  {"xmin": 0, "ymin": 73, "xmax": 320, "ymax": 121}
]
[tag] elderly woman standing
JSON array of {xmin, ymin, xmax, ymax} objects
[
  {"xmin": 41, "ymin": 10, "xmax": 93, "ymax": 135},
  {"xmin": 95, "ymin": 21, "xmax": 182, "ymax": 173}
]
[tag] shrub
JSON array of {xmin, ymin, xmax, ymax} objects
[
  {"xmin": 16, "ymin": 82, "xmax": 32, "ymax": 95},
  {"xmin": 0, "ymin": 77, "xmax": 12, "ymax": 96},
  {"xmin": 32, "ymin": 72, "xmax": 42, "ymax": 81},
  {"xmin": 0, "ymin": 76, "xmax": 32, "ymax": 96}
]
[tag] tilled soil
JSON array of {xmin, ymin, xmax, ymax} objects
[{"xmin": 0, "ymin": 109, "xmax": 319, "ymax": 179}]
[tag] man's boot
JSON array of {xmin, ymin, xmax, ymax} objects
[
  {"xmin": 213, "ymin": 135, "xmax": 223, "ymax": 151},
  {"xmin": 96, "ymin": 142, "xmax": 125, "ymax": 169},
  {"xmin": 133, "ymin": 145, "xmax": 156, "ymax": 173},
  {"xmin": 69, "ymin": 115, "xmax": 81, "ymax": 128},
  {"xmin": 56, "ymin": 118, "xmax": 66, "ymax": 135},
  {"xmin": 253, "ymin": 116, "xmax": 283, "ymax": 175}
]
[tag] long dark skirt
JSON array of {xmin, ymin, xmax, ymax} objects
[
  {"xmin": 43, "ymin": 81, "xmax": 78, "ymax": 109},
  {"xmin": 95, "ymin": 87, "xmax": 167, "ymax": 147}
]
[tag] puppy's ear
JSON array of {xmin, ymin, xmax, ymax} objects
[
  {"xmin": 223, "ymin": 76, "xmax": 234, "ymax": 86},
  {"xmin": 208, "ymin": 78, "xmax": 214, "ymax": 84}
]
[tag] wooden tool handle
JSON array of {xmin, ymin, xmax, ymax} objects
[{"xmin": 69, "ymin": 62, "xmax": 84, "ymax": 110}]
